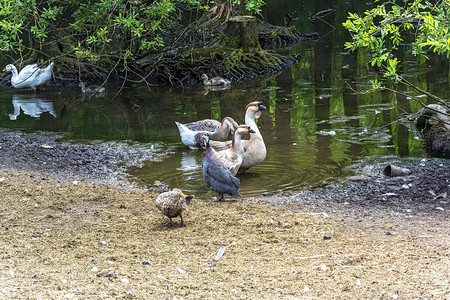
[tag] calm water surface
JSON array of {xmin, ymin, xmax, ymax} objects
[{"xmin": 0, "ymin": 1, "xmax": 448, "ymax": 198}]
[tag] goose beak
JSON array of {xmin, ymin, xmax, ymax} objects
[
  {"xmin": 258, "ymin": 103, "xmax": 267, "ymax": 111},
  {"xmin": 2, "ymin": 67, "xmax": 6, "ymax": 72}
]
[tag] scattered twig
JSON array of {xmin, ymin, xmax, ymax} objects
[{"xmin": 293, "ymin": 254, "xmax": 326, "ymax": 260}]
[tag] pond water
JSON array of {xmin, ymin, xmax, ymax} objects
[{"xmin": 0, "ymin": 1, "xmax": 448, "ymax": 199}]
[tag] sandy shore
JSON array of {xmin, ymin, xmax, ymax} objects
[{"xmin": 0, "ymin": 129, "xmax": 448, "ymax": 299}]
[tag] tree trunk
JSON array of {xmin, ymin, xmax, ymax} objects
[{"xmin": 226, "ymin": 16, "xmax": 262, "ymax": 53}]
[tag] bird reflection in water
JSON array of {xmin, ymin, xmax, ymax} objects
[{"xmin": 8, "ymin": 94, "xmax": 57, "ymax": 120}]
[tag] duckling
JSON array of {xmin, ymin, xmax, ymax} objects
[
  {"xmin": 175, "ymin": 116, "xmax": 237, "ymax": 149},
  {"xmin": 78, "ymin": 82, "xmax": 105, "ymax": 93},
  {"xmin": 201, "ymin": 74, "xmax": 231, "ymax": 86},
  {"xmin": 201, "ymin": 134, "xmax": 240, "ymax": 201},
  {"xmin": 214, "ymin": 125, "xmax": 255, "ymax": 176},
  {"xmin": 3, "ymin": 62, "xmax": 54, "ymax": 91},
  {"xmin": 209, "ymin": 101, "xmax": 267, "ymax": 173},
  {"xmin": 155, "ymin": 188, "xmax": 194, "ymax": 227}
]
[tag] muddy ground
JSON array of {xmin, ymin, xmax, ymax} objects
[{"xmin": 0, "ymin": 129, "xmax": 448, "ymax": 299}]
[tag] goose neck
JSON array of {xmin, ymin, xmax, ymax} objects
[
  {"xmin": 9, "ymin": 66, "xmax": 18, "ymax": 80},
  {"xmin": 245, "ymin": 115, "xmax": 260, "ymax": 134}
]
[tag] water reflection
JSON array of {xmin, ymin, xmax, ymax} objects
[
  {"xmin": 202, "ymin": 85, "xmax": 231, "ymax": 95},
  {"xmin": 8, "ymin": 94, "xmax": 56, "ymax": 120},
  {"xmin": 0, "ymin": 0, "xmax": 447, "ymax": 199}
]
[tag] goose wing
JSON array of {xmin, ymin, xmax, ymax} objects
[
  {"xmin": 185, "ymin": 119, "xmax": 221, "ymax": 132},
  {"xmin": 209, "ymin": 139, "xmax": 250, "ymax": 151},
  {"xmin": 202, "ymin": 151, "xmax": 240, "ymax": 196},
  {"xmin": 215, "ymin": 150, "xmax": 241, "ymax": 176},
  {"xmin": 16, "ymin": 64, "xmax": 39, "ymax": 83},
  {"xmin": 33, "ymin": 62, "xmax": 53, "ymax": 85},
  {"xmin": 209, "ymin": 140, "xmax": 232, "ymax": 151}
]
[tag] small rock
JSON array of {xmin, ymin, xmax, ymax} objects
[
  {"xmin": 153, "ymin": 180, "xmax": 170, "ymax": 193},
  {"xmin": 435, "ymin": 206, "xmax": 444, "ymax": 211},
  {"xmin": 314, "ymin": 264, "xmax": 327, "ymax": 271},
  {"xmin": 177, "ymin": 267, "xmax": 186, "ymax": 274},
  {"xmin": 347, "ymin": 176, "xmax": 365, "ymax": 182},
  {"xmin": 323, "ymin": 235, "xmax": 331, "ymax": 240},
  {"xmin": 96, "ymin": 270, "xmax": 117, "ymax": 278},
  {"xmin": 141, "ymin": 259, "xmax": 152, "ymax": 265},
  {"xmin": 120, "ymin": 278, "xmax": 129, "ymax": 284},
  {"xmin": 382, "ymin": 193, "xmax": 397, "ymax": 197},
  {"xmin": 91, "ymin": 266, "xmax": 98, "ymax": 272}
]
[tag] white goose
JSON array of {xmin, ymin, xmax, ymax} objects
[
  {"xmin": 175, "ymin": 116, "xmax": 237, "ymax": 149},
  {"xmin": 3, "ymin": 62, "xmax": 54, "ymax": 91}
]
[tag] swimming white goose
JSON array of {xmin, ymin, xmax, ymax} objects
[
  {"xmin": 209, "ymin": 101, "xmax": 267, "ymax": 174},
  {"xmin": 175, "ymin": 116, "xmax": 237, "ymax": 149},
  {"xmin": 201, "ymin": 74, "xmax": 231, "ymax": 86},
  {"xmin": 78, "ymin": 82, "xmax": 105, "ymax": 93},
  {"xmin": 3, "ymin": 62, "xmax": 54, "ymax": 91}
]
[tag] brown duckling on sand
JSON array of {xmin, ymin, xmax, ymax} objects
[{"xmin": 155, "ymin": 188, "xmax": 194, "ymax": 227}]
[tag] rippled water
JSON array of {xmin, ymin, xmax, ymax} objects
[{"xmin": 1, "ymin": 1, "xmax": 448, "ymax": 199}]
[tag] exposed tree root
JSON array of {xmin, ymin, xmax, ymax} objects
[
  {"xmin": 133, "ymin": 48, "xmax": 299, "ymax": 85},
  {"xmin": 416, "ymin": 104, "xmax": 450, "ymax": 158},
  {"xmin": 0, "ymin": 17, "xmax": 314, "ymax": 87}
]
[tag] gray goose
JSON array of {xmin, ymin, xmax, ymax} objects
[{"xmin": 200, "ymin": 134, "xmax": 240, "ymax": 201}]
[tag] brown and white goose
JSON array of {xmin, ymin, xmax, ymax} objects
[
  {"xmin": 209, "ymin": 101, "xmax": 267, "ymax": 174},
  {"xmin": 214, "ymin": 125, "xmax": 255, "ymax": 176}
]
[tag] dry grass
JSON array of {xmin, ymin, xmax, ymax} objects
[{"xmin": 0, "ymin": 170, "xmax": 448, "ymax": 299}]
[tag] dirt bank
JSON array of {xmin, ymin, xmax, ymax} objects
[{"xmin": 0, "ymin": 129, "xmax": 448, "ymax": 299}]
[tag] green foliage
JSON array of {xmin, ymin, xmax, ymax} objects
[
  {"xmin": 237, "ymin": 0, "xmax": 266, "ymax": 15},
  {"xmin": 343, "ymin": 0, "xmax": 450, "ymax": 80},
  {"xmin": 0, "ymin": 0, "xmax": 266, "ymax": 64},
  {"xmin": 0, "ymin": 0, "xmax": 203, "ymax": 61}
]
